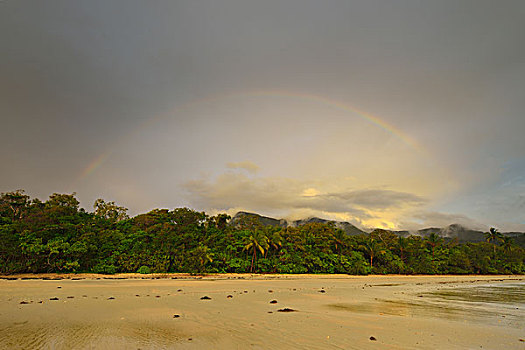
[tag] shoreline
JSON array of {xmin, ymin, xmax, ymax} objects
[
  {"xmin": 1, "ymin": 272, "xmax": 523, "ymax": 281},
  {"xmin": 1, "ymin": 274, "xmax": 523, "ymax": 349}
]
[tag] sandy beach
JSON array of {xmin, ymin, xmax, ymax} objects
[{"xmin": 0, "ymin": 274, "xmax": 523, "ymax": 349}]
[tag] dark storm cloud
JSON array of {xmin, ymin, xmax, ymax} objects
[{"xmin": 1, "ymin": 1, "xmax": 525, "ymax": 229}]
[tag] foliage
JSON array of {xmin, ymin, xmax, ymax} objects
[
  {"xmin": 0, "ymin": 190, "xmax": 523, "ymax": 275},
  {"xmin": 137, "ymin": 265, "xmax": 151, "ymax": 274}
]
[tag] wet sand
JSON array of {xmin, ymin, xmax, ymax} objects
[{"xmin": 0, "ymin": 274, "xmax": 523, "ymax": 349}]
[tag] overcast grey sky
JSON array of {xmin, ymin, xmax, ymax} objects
[{"xmin": 2, "ymin": 0, "xmax": 524, "ymax": 230}]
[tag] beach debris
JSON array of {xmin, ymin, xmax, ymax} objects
[
  {"xmin": 519, "ymin": 339, "xmax": 524, "ymax": 342},
  {"xmin": 177, "ymin": 289, "xmax": 183, "ymax": 292},
  {"xmin": 155, "ymin": 295, "xmax": 161, "ymax": 298},
  {"xmin": 49, "ymin": 297, "xmax": 59, "ymax": 301},
  {"xmin": 318, "ymin": 290, "xmax": 326, "ymax": 293},
  {"xmin": 19, "ymin": 301, "xmax": 30, "ymax": 304},
  {"xmin": 369, "ymin": 336, "xmax": 377, "ymax": 341},
  {"xmin": 38, "ymin": 301, "xmax": 43, "ymax": 304},
  {"xmin": 135, "ymin": 294, "xmax": 140, "ymax": 297},
  {"xmin": 67, "ymin": 296, "xmax": 74, "ymax": 299},
  {"xmin": 57, "ymin": 286, "xmax": 62, "ymax": 289},
  {"xmin": 108, "ymin": 297, "xmax": 115, "ymax": 300},
  {"xmin": 173, "ymin": 314, "xmax": 180, "ymax": 318},
  {"xmin": 82, "ymin": 295, "xmax": 88, "ymax": 297},
  {"xmin": 268, "ymin": 290, "xmax": 273, "ymax": 293},
  {"xmin": 200, "ymin": 296, "xmax": 212, "ymax": 300},
  {"xmin": 268, "ymin": 311, "xmax": 273, "ymax": 313},
  {"xmin": 277, "ymin": 308, "xmax": 296, "ymax": 312},
  {"xmin": 269, "ymin": 300, "xmax": 278, "ymax": 304},
  {"xmin": 227, "ymin": 295, "xmax": 233, "ymax": 298},
  {"xmin": 244, "ymin": 290, "xmax": 248, "ymax": 293}
]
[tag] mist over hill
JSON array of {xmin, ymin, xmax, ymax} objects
[{"xmin": 230, "ymin": 212, "xmax": 525, "ymax": 247}]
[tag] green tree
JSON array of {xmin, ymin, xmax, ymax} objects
[
  {"xmin": 93, "ymin": 199, "xmax": 129, "ymax": 222},
  {"xmin": 426, "ymin": 232, "xmax": 442, "ymax": 259},
  {"xmin": 0, "ymin": 189, "xmax": 30, "ymax": 220},
  {"xmin": 485, "ymin": 227, "xmax": 503, "ymax": 258},
  {"xmin": 359, "ymin": 238, "xmax": 385, "ymax": 269},
  {"xmin": 243, "ymin": 231, "xmax": 268, "ymax": 272}
]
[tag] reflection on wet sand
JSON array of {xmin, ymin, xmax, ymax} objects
[
  {"xmin": 327, "ymin": 283, "xmax": 524, "ymax": 327},
  {"xmin": 0, "ymin": 275, "xmax": 523, "ymax": 349}
]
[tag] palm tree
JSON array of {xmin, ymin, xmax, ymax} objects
[
  {"xmin": 426, "ymin": 232, "xmax": 442, "ymax": 259},
  {"xmin": 265, "ymin": 230, "xmax": 282, "ymax": 257},
  {"xmin": 397, "ymin": 236, "xmax": 409, "ymax": 262},
  {"xmin": 500, "ymin": 236, "xmax": 513, "ymax": 255},
  {"xmin": 331, "ymin": 229, "xmax": 347, "ymax": 255},
  {"xmin": 484, "ymin": 227, "xmax": 503, "ymax": 258},
  {"xmin": 359, "ymin": 239, "xmax": 385, "ymax": 269},
  {"xmin": 243, "ymin": 231, "xmax": 268, "ymax": 272}
]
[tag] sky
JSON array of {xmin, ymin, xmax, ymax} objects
[{"xmin": 2, "ymin": 0, "xmax": 525, "ymax": 231}]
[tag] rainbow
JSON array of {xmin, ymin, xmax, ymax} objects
[{"xmin": 74, "ymin": 90, "xmax": 425, "ymax": 184}]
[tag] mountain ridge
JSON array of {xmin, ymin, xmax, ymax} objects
[{"xmin": 229, "ymin": 211, "xmax": 525, "ymax": 246}]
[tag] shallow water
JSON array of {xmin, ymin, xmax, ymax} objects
[
  {"xmin": 1, "ymin": 277, "xmax": 523, "ymax": 349},
  {"xmin": 329, "ymin": 282, "xmax": 524, "ymax": 328}
]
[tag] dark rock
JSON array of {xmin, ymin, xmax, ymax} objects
[
  {"xmin": 370, "ymin": 336, "xmax": 377, "ymax": 341},
  {"xmin": 108, "ymin": 297, "xmax": 115, "ymax": 300},
  {"xmin": 227, "ymin": 295, "xmax": 233, "ymax": 298},
  {"xmin": 200, "ymin": 296, "xmax": 212, "ymax": 300},
  {"xmin": 19, "ymin": 301, "xmax": 30, "ymax": 304},
  {"xmin": 67, "ymin": 296, "xmax": 74, "ymax": 299},
  {"xmin": 49, "ymin": 297, "xmax": 59, "ymax": 301},
  {"xmin": 277, "ymin": 308, "xmax": 296, "ymax": 312},
  {"xmin": 318, "ymin": 290, "xmax": 326, "ymax": 293},
  {"xmin": 269, "ymin": 300, "xmax": 278, "ymax": 304},
  {"xmin": 268, "ymin": 290, "xmax": 273, "ymax": 293},
  {"xmin": 173, "ymin": 314, "xmax": 180, "ymax": 318}
]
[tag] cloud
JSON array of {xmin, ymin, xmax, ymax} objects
[
  {"xmin": 226, "ymin": 161, "xmax": 260, "ymax": 174},
  {"xmin": 322, "ymin": 189, "xmax": 425, "ymax": 210},
  {"xmin": 399, "ymin": 211, "xmax": 487, "ymax": 231},
  {"xmin": 182, "ymin": 172, "xmax": 427, "ymax": 228}
]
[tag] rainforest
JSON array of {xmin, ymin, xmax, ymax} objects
[{"xmin": 1, "ymin": 190, "xmax": 523, "ymax": 275}]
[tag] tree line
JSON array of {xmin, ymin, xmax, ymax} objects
[{"xmin": 0, "ymin": 190, "xmax": 523, "ymax": 275}]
